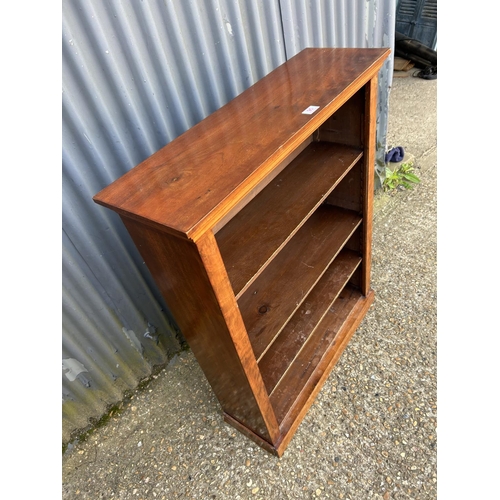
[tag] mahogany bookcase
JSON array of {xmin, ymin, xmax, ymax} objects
[{"xmin": 94, "ymin": 47, "xmax": 390, "ymax": 456}]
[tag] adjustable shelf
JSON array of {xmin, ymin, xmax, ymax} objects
[
  {"xmin": 238, "ymin": 205, "xmax": 362, "ymax": 360},
  {"xmin": 258, "ymin": 249, "xmax": 362, "ymax": 395},
  {"xmin": 216, "ymin": 142, "xmax": 363, "ymax": 298},
  {"xmin": 93, "ymin": 47, "xmax": 390, "ymax": 457}
]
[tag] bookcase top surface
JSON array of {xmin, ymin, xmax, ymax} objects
[{"xmin": 94, "ymin": 47, "xmax": 390, "ymax": 240}]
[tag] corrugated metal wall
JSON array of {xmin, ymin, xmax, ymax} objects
[{"xmin": 62, "ymin": 0, "xmax": 395, "ymax": 445}]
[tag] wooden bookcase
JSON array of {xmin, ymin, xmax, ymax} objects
[{"xmin": 94, "ymin": 48, "xmax": 390, "ymax": 456}]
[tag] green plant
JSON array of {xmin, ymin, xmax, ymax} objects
[{"xmin": 383, "ymin": 161, "xmax": 421, "ymax": 192}]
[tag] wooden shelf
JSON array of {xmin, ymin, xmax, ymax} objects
[
  {"xmin": 258, "ymin": 249, "xmax": 362, "ymax": 395},
  {"xmin": 272, "ymin": 285, "xmax": 374, "ymax": 427},
  {"xmin": 93, "ymin": 47, "xmax": 390, "ymax": 457},
  {"xmin": 238, "ymin": 205, "xmax": 362, "ymax": 360},
  {"xmin": 216, "ymin": 142, "xmax": 362, "ymax": 297}
]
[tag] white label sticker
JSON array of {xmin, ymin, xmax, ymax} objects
[{"xmin": 302, "ymin": 105, "xmax": 320, "ymax": 115}]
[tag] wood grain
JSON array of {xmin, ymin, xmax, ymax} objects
[
  {"xmin": 274, "ymin": 289, "xmax": 375, "ymax": 456},
  {"xmin": 270, "ymin": 286, "xmax": 374, "ymax": 425},
  {"xmin": 318, "ymin": 88, "xmax": 364, "ymax": 147},
  {"xmin": 216, "ymin": 142, "xmax": 362, "ymax": 297},
  {"xmin": 360, "ymin": 77, "xmax": 378, "ymax": 295},
  {"xmin": 120, "ymin": 216, "xmax": 278, "ymax": 443},
  {"xmin": 93, "ymin": 48, "xmax": 390, "ymax": 241},
  {"xmin": 326, "ymin": 161, "xmax": 362, "ymax": 213},
  {"xmin": 258, "ymin": 250, "xmax": 362, "ymax": 394},
  {"xmin": 238, "ymin": 205, "xmax": 362, "ymax": 360}
]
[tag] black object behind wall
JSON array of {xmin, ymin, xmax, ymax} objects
[{"xmin": 396, "ymin": 0, "xmax": 437, "ymax": 49}]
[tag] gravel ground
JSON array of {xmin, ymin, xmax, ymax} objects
[{"xmin": 62, "ymin": 73, "xmax": 437, "ymax": 500}]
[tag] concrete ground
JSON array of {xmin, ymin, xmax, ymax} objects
[{"xmin": 62, "ymin": 71, "xmax": 437, "ymax": 500}]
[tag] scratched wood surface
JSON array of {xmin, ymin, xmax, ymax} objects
[
  {"xmin": 258, "ymin": 250, "xmax": 362, "ymax": 395},
  {"xmin": 238, "ymin": 205, "xmax": 362, "ymax": 360},
  {"xmin": 270, "ymin": 285, "xmax": 371, "ymax": 424}
]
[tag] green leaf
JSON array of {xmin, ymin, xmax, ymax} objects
[{"xmin": 402, "ymin": 172, "xmax": 421, "ymax": 183}]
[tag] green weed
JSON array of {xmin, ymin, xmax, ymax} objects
[{"xmin": 383, "ymin": 161, "xmax": 421, "ymax": 192}]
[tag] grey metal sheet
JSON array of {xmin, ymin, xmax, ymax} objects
[{"xmin": 62, "ymin": 0, "xmax": 285, "ymax": 443}]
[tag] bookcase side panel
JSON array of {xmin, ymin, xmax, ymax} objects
[
  {"xmin": 361, "ymin": 76, "xmax": 378, "ymax": 295},
  {"xmin": 120, "ymin": 216, "xmax": 277, "ymax": 444},
  {"xmin": 196, "ymin": 231, "xmax": 280, "ymax": 441}
]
